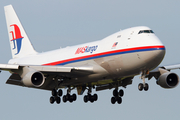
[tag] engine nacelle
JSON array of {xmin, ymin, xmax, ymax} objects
[
  {"xmin": 157, "ymin": 72, "xmax": 179, "ymax": 88},
  {"xmin": 22, "ymin": 71, "xmax": 45, "ymax": 87}
]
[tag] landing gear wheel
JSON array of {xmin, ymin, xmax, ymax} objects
[
  {"xmin": 50, "ymin": 96, "xmax": 55, "ymax": 104},
  {"xmin": 138, "ymin": 83, "xmax": 143, "ymax": 91},
  {"xmin": 93, "ymin": 94, "xmax": 98, "ymax": 101},
  {"xmin": 87, "ymin": 94, "xmax": 91, "ymax": 101},
  {"xmin": 58, "ymin": 89, "xmax": 63, "ymax": 96},
  {"xmin": 56, "ymin": 97, "xmax": 61, "ymax": 104},
  {"xmin": 66, "ymin": 94, "xmax": 70, "ymax": 100},
  {"xmin": 52, "ymin": 89, "xmax": 57, "ymax": 96},
  {"xmin": 119, "ymin": 89, "xmax": 124, "ymax": 97},
  {"xmin": 69, "ymin": 96, "xmax": 73, "ymax": 103},
  {"xmin": 111, "ymin": 97, "xmax": 116, "ymax": 104},
  {"xmin": 90, "ymin": 99, "xmax": 94, "ymax": 103},
  {"xmin": 84, "ymin": 95, "xmax": 88, "ymax": 103},
  {"xmin": 144, "ymin": 83, "xmax": 149, "ymax": 91},
  {"xmin": 72, "ymin": 94, "xmax": 77, "ymax": 101},
  {"xmin": 63, "ymin": 95, "xmax": 67, "ymax": 103},
  {"xmin": 113, "ymin": 89, "xmax": 118, "ymax": 97},
  {"xmin": 117, "ymin": 97, "xmax": 122, "ymax": 104}
]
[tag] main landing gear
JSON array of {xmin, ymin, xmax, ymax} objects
[
  {"xmin": 50, "ymin": 89, "xmax": 63, "ymax": 104},
  {"xmin": 62, "ymin": 87, "xmax": 77, "ymax": 103},
  {"xmin": 111, "ymin": 89, "xmax": 124, "ymax": 104},
  {"xmin": 84, "ymin": 94, "xmax": 98, "ymax": 103},
  {"xmin": 138, "ymin": 70, "xmax": 149, "ymax": 91},
  {"xmin": 83, "ymin": 86, "xmax": 98, "ymax": 103},
  {"xmin": 50, "ymin": 87, "xmax": 77, "ymax": 104},
  {"xmin": 49, "ymin": 86, "xmax": 125, "ymax": 104},
  {"xmin": 63, "ymin": 93, "xmax": 77, "ymax": 103}
]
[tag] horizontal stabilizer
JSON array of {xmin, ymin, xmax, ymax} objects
[
  {"xmin": 6, "ymin": 73, "xmax": 23, "ymax": 86},
  {"xmin": 0, "ymin": 64, "xmax": 19, "ymax": 70}
]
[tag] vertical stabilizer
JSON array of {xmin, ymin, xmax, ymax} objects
[{"xmin": 4, "ymin": 5, "xmax": 37, "ymax": 59}]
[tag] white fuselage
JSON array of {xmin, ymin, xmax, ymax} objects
[{"xmin": 8, "ymin": 26, "xmax": 165, "ymax": 83}]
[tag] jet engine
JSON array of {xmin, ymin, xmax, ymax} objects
[
  {"xmin": 22, "ymin": 70, "xmax": 45, "ymax": 87},
  {"xmin": 157, "ymin": 72, "xmax": 179, "ymax": 88}
]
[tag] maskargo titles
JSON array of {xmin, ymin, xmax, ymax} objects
[{"xmin": 75, "ymin": 45, "xmax": 98, "ymax": 54}]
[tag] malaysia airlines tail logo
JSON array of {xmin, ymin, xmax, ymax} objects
[{"xmin": 10, "ymin": 24, "xmax": 24, "ymax": 55}]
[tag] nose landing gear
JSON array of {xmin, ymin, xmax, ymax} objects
[{"xmin": 138, "ymin": 70, "xmax": 149, "ymax": 91}]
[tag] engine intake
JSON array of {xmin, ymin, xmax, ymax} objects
[
  {"xmin": 157, "ymin": 72, "xmax": 179, "ymax": 88},
  {"xmin": 22, "ymin": 71, "xmax": 45, "ymax": 87}
]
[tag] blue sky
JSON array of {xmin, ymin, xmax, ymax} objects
[{"xmin": 0, "ymin": 1, "xmax": 180, "ymax": 120}]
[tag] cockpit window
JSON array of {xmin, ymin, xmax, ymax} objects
[{"xmin": 138, "ymin": 30, "xmax": 154, "ymax": 34}]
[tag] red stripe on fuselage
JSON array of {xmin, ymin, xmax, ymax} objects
[{"xmin": 43, "ymin": 45, "xmax": 165, "ymax": 66}]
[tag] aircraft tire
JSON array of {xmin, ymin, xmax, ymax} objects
[
  {"xmin": 119, "ymin": 89, "xmax": 124, "ymax": 97},
  {"xmin": 63, "ymin": 95, "xmax": 67, "ymax": 103},
  {"xmin": 111, "ymin": 97, "xmax": 116, "ymax": 104},
  {"xmin": 138, "ymin": 83, "xmax": 143, "ymax": 91},
  {"xmin": 87, "ymin": 94, "xmax": 92, "ymax": 101},
  {"xmin": 69, "ymin": 97, "xmax": 73, "ymax": 103},
  {"xmin": 117, "ymin": 97, "xmax": 122, "ymax": 104},
  {"xmin": 72, "ymin": 94, "xmax": 77, "ymax": 101},
  {"xmin": 90, "ymin": 99, "xmax": 94, "ymax": 103},
  {"xmin": 52, "ymin": 89, "xmax": 57, "ymax": 96},
  {"xmin": 50, "ymin": 96, "xmax": 55, "ymax": 104},
  {"xmin": 144, "ymin": 83, "xmax": 149, "ymax": 91},
  {"xmin": 56, "ymin": 97, "xmax": 61, "ymax": 104},
  {"xmin": 84, "ymin": 95, "xmax": 88, "ymax": 103},
  {"xmin": 66, "ymin": 93, "xmax": 70, "ymax": 100},
  {"xmin": 58, "ymin": 89, "xmax": 63, "ymax": 96},
  {"xmin": 93, "ymin": 94, "xmax": 98, "ymax": 101},
  {"xmin": 113, "ymin": 89, "xmax": 118, "ymax": 97}
]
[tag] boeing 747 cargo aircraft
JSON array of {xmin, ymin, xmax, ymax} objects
[{"xmin": 2, "ymin": 5, "xmax": 179, "ymax": 104}]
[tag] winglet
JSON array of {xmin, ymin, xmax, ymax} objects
[{"xmin": 4, "ymin": 5, "xmax": 37, "ymax": 58}]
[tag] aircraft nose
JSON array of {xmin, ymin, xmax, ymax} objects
[
  {"xmin": 144, "ymin": 46, "xmax": 166, "ymax": 70},
  {"xmin": 155, "ymin": 47, "xmax": 166, "ymax": 60}
]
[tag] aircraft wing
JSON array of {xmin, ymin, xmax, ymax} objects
[
  {"xmin": 3, "ymin": 63, "xmax": 180, "ymax": 91},
  {"xmin": 30, "ymin": 65, "xmax": 94, "ymax": 74},
  {"xmin": 150, "ymin": 64, "xmax": 180, "ymax": 73},
  {"xmin": 148, "ymin": 63, "xmax": 180, "ymax": 80},
  {"xmin": 0, "ymin": 64, "xmax": 93, "ymax": 74},
  {"xmin": 1, "ymin": 64, "xmax": 94, "ymax": 90},
  {"xmin": 163, "ymin": 64, "xmax": 180, "ymax": 70}
]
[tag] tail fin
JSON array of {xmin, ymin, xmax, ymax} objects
[{"xmin": 4, "ymin": 5, "xmax": 37, "ymax": 59}]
